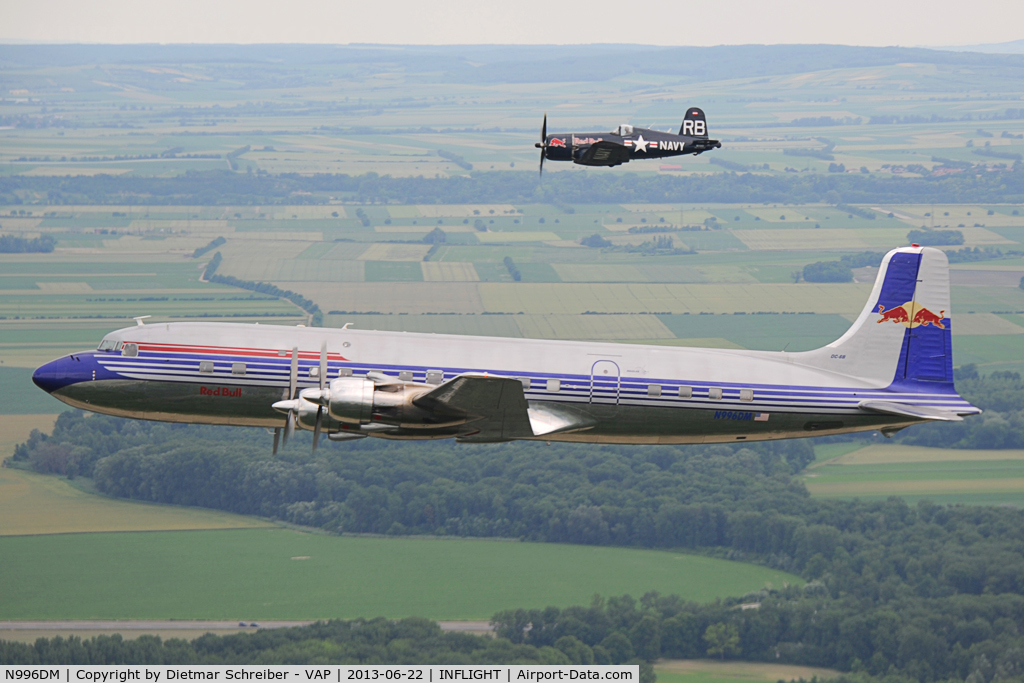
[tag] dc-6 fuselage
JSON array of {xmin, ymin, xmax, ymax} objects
[{"xmin": 33, "ymin": 247, "xmax": 978, "ymax": 450}]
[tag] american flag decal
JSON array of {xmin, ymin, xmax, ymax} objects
[{"xmin": 754, "ymin": 413, "xmax": 770, "ymax": 421}]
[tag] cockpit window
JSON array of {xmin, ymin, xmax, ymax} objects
[
  {"xmin": 97, "ymin": 339, "xmax": 119, "ymax": 351},
  {"xmin": 616, "ymin": 124, "xmax": 634, "ymax": 136}
]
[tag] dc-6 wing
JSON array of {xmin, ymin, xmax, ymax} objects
[
  {"xmin": 414, "ymin": 374, "xmax": 534, "ymax": 441},
  {"xmin": 414, "ymin": 374, "xmax": 596, "ymax": 442}
]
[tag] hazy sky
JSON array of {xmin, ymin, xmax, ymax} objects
[{"xmin": 1, "ymin": 0, "xmax": 1022, "ymax": 48}]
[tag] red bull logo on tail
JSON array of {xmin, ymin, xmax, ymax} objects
[{"xmin": 877, "ymin": 302, "xmax": 945, "ymax": 329}]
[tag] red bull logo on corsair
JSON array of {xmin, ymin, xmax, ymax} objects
[{"xmin": 876, "ymin": 302, "xmax": 946, "ymax": 329}]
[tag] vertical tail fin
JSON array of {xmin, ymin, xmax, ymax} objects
[
  {"xmin": 802, "ymin": 247, "xmax": 954, "ymax": 388},
  {"xmin": 680, "ymin": 107, "xmax": 709, "ymax": 138}
]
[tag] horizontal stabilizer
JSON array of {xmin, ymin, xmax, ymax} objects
[{"xmin": 858, "ymin": 400, "xmax": 965, "ymax": 422}]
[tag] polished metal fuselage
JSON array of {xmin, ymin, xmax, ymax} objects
[{"xmin": 36, "ymin": 321, "xmax": 949, "ymax": 444}]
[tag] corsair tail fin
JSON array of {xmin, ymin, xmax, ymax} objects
[
  {"xmin": 680, "ymin": 107, "xmax": 709, "ymax": 138},
  {"xmin": 801, "ymin": 247, "xmax": 966, "ymax": 395}
]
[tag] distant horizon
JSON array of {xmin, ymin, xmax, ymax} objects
[
  {"xmin": 0, "ymin": 39, "xmax": 1020, "ymax": 51},
  {"xmin": 1, "ymin": 0, "xmax": 1021, "ymax": 49}
]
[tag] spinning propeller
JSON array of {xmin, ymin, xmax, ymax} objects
[
  {"xmin": 312, "ymin": 342, "xmax": 327, "ymax": 451},
  {"xmin": 534, "ymin": 113, "xmax": 547, "ymax": 176},
  {"xmin": 271, "ymin": 344, "xmax": 330, "ymax": 454},
  {"xmin": 272, "ymin": 347, "xmax": 300, "ymax": 454}
]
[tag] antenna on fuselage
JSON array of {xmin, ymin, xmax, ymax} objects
[{"xmin": 133, "ymin": 316, "xmax": 151, "ymax": 327}]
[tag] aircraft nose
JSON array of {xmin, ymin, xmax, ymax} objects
[
  {"xmin": 32, "ymin": 355, "xmax": 91, "ymax": 394},
  {"xmin": 32, "ymin": 358, "xmax": 66, "ymax": 394}
]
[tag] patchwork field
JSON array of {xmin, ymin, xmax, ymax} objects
[
  {"xmin": 2, "ymin": 202, "xmax": 1022, "ymax": 377},
  {"xmin": 804, "ymin": 444, "xmax": 1024, "ymax": 506},
  {"xmin": 477, "ymin": 282, "xmax": 873, "ymax": 315},
  {"xmin": 0, "ymin": 528, "xmax": 801, "ymax": 620}
]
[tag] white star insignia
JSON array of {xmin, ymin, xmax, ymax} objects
[{"xmin": 633, "ymin": 134, "xmax": 649, "ymax": 153}]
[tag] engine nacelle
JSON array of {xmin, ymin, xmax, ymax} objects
[
  {"xmin": 327, "ymin": 376, "xmax": 375, "ymax": 425},
  {"xmin": 301, "ymin": 375, "xmax": 468, "ymax": 430}
]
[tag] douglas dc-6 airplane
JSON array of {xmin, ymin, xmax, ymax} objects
[{"xmin": 32, "ymin": 246, "xmax": 979, "ymax": 452}]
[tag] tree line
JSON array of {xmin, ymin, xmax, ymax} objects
[
  {"xmin": 5, "ymin": 588, "xmax": 1024, "ymax": 683},
  {"xmin": 202, "ymin": 251, "xmax": 323, "ymax": 326},
  {"xmin": 0, "ymin": 614, "xmax": 653, "ymax": 671},
  {"xmin": 0, "ymin": 233, "xmax": 56, "ymax": 253},
  {"xmin": 2, "ymin": 166, "xmax": 1023, "ymax": 206},
  {"xmin": 802, "ymin": 247, "xmax": 1024, "ymax": 283}
]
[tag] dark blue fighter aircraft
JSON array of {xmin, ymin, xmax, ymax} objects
[{"xmin": 536, "ymin": 107, "xmax": 721, "ymax": 173}]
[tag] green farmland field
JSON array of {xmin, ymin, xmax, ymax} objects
[
  {"xmin": 0, "ymin": 529, "xmax": 801, "ymax": 620},
  {"xmin": 804, "ymin": 445, "xmax": 1024, "ymax": 506}
]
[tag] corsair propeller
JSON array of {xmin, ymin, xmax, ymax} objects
[{"xmin": 534, "ymin": 113, "xmax": 547, "ymax": 176}]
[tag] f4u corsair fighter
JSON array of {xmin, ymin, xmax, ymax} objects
[{"xmin": 536, "ymin": 107, "xmax": 721, "ymax": 172}]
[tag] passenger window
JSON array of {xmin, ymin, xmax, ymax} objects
[
  {"xmin": 647, "ymin": 384, "xmax": 662, "ymax": 397},
  {"xmin": 338, "ymin": 367, "xmax": 353, "ymax": 377},
  {"xmin": 678, "ymin": 386, "xmax": 692, "ymax": 399},
  {"xmin": 232, "ymin": 363, "xmax": 246, "ymax": 376},
  {"xmin": 546, "ymin": 378, "xmax": 561, "ymax": 392},
  {"xmin": 309, "ymin": 367, "xmax": 320, "ymax": 378},
  {"xmin": 199, "ymin": 361, "xmax": 214, "ymax": 374},
  {"xmin": 520, "ymin": 378, "xmax": 532, "ymax": 390},
  {"xmin": 121, "ymin": 343, "xmax": 138, "ymax": 357},
  {"xmin": 708, "ymin": 387, "xmax": 723, "ymax": 400},
  {"xmin": 399, "ymin": 370, "xmax": 414, "ymax": 382},
  {"xmin": 426, "ymin": 370, "xmax": 444, "ymax": 385},
  {"xmin": 740, "ymin": 389, "xmax": 754, "ymax": 402}
]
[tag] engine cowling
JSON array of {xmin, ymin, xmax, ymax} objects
[
  {"xmin": 300, "ymin": 375, "xmax": 468, "ymax": 429},
  {"xmin": 327, "ymin": 376, "xmax": 375, "ymax": 425}
]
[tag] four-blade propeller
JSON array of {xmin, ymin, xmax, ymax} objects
[
  {"xmin": 271, "ymin": 344, "xmax": 332, "ymax": 454},
  {"xmin": 272, "ymin": 347, "xmax": 299, "ymax": 453},
  {"xmin": 534, "ymin": 113, "xmax": 547, "ymax": 176},
  {"xmin": 312, "ymin": 342, "xmax": 327, "ymax": 451}
]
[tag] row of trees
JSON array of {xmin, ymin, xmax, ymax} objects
[
  {"xmin": 0, "ymin": 233, "xmax": 56, "ymax": 252},
  {"xmin": 202, "ymin": 251, "xmax": 323, "ymax": 325},
  {"xmin": 801, "ymin": 246, "xmax": 1024, "ymax": 283},
  {"xmin": 0, "ymin": 614, "xmax": 653, "ymax": 671},
  {"xmin": 6, "ymin": 588, "xmax": 1024, "ymax": 681},
  {"xmin": 2, "ymin": 167, "xmax": 1024, "ymax": 206}
]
